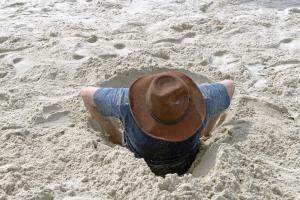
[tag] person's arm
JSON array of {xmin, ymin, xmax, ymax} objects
[
  {"xmin": 80, "ymin": 87, "xmax": 122, "ymax": 144},
  {"xmin": 198, "ymin": 80, "xmax": 234, "ymax": 140},
  {"xmin": 198, "ymin": 79, "xmax": 234, "ymax": 118}
]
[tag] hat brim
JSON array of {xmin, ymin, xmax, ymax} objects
[{"xmin": 128, "ymin": 71, "xmax": 205, "ymax": 142}]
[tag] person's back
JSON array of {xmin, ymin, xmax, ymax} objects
[{"xmin": 80, "ymin": 71, "xmax": 234, "ymax": 176}]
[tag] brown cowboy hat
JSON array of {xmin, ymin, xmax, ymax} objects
[{"xmin": 129, "ymin": 70, "xmax": 205, "ymax": 142}]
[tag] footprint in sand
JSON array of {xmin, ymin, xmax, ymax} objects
[
  {"xmin": 245, "ymin": 63, "xmax": 267, "ymax": 88},
  {"xmin": 0, "ymin": 36, "xmax": 9, "ymax": 44},
  {"xmin": 87, "ymin": 35, "xmax": 98, "ymax": 43},
  {"xmin": 12, "ymin": 58, "xmax": 35, "ymax": 74},
  {"xmin": 246, "ymin": 63, "xmax": 265, "ymax": 77},
  {"xmin": 279, "ymin": 38, "xmax": 300, "ymax": 52},
  {"xmin": 0, "ymin": 37, "xmax": 30, "ymax": 54},
  {"xmin": 0, "ymin": 64, "xmax": 14, "ymax": 79},
  {"xmin": 0, "ymin": 71, "xmax": 8, "ymax": 79},
  {"xmin": 43, "ymin": 104, "xmax": 63, "ymax": 114},
  {"xmin": 73, "ymin": 46, "xmax": 97, "ymax": 60},
  {"xmin": 268, "ymin": 60, "xmax": 300, "ymax": 73},
  {"xmin": 181, "ymin": 32, "xmax": 197, "ymax": 43},
  {"xmin": 0, "ymin": 54, "xmax": 7, "ymax": 59},
  {"xmin": 0, "ymin": 93, "xmax": 9, "ymax": 102},
  {"xmin": 150, "ymin": 50, "xmax": 170, "ymax": 60},
  {"xmin": 114, "ymin": 43, "xmax": 126, "ymax": 49},
  {"xmin": 288, "ymin": 7, "xmax": 300, "ymax": 13},
  {"xmin": 6, "ymin": 2, "xmax": 25, "ymax": 8},
  {"xmin": 152, "ymin": 32, "xmax": 196, "ymax": 44},
  {"xmin": 113, "ymin": 43, "xmax": 130, "ymax": 57},
  {"xmin": 12, "ymin": 57, "xmax": 23, "ymax": 64},
  {"xmin": 171, "ymin": 22, "xmax": 193, "ymax": 32},
  {"xmin": 33, "ymin": 104, "xmax": 70, "ymax": 126},
  {"xmin": 209, "ymin": 50, "xmax": 239, "ymax": 72},
  {"xmin": 73, "ymin": 53, "xmax": 85, "ymax": 60},
  {"xmin": 280, "ymin": 38, "xmax": 293, "ymax": 44}
]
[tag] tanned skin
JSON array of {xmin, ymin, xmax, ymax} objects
[
  {"xmin": 80, "ymin": 87, "xmax": 122, "ymax": 144},
  {"xmin": 201, "ymin": 80, "xmax": 234, "ymax": 140}
]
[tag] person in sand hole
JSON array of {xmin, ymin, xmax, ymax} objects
[{"xmin": 80, "ymin": 70, "xmax": 234, "ymax": 176}]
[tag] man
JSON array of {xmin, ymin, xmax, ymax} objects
[{"xmin": 80, "ymin": 70, "xmax": 234, "ymax": 176}]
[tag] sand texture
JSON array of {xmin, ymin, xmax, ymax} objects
[{"xmin": 0, "ymin": 0, "xmax": 300, "ymax": 199}]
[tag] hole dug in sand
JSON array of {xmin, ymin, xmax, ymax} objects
[
  {"xmin": 100, "ymin": 67, "xmax": 211, "ymax": 87},
  {"xmin": 91, "ymin": 68, "xmax": 233, "ymax": 175}
]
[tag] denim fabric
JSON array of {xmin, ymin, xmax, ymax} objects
[{"xmin": 93, "ymin": 83, "xmax": 230, "ymax": 176}]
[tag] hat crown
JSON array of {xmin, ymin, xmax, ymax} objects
[
  {"xmin": 128, "ymin": 70, "xmax": 205, "ymax": 142},
  {"xmin": 146, "ymin": 75, "xmax": 190, "ymax": 124}
]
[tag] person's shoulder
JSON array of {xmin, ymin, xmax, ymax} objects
[
  {"xmin": 96, "ymin": 87, "xmax": 129, "ymax": 94},
  {"xmin": 94, "ymin": 87, "xmax": 129, "ymax": 102},
  {"xmin": 197, "ymin": 82, "xmax": 231, "ymax": 118},
  {"xmin": 196, "ymin": 83, "xmax": 215, "ymax": 97},
  {"xmin": 93, "ymin": 87, "xmax": 129, "ymax": 118},
  {"xmin": 197, "ymin": 82, "xmax": 226, "ymax": 94}
]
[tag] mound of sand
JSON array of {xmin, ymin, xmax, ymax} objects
[{"xmin": 0, "ymin": 0, "xmax": 299, "ymax": 199}]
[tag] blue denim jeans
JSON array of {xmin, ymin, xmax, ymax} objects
[{"xmin": 94, "ymin": 83, "xmax": 230, "ymax": 176}]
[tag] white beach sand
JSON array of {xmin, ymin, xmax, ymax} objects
[{"xmin": 0, "ymin": 0, "xmax": 299, "ymax": 199}]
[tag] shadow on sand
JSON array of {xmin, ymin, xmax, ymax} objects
[
  {"xmin": 191, "ymin": 119, "xmax": 253, "ymax": 177},
  {"xmin": 100, "ymin": 67, "xmax": 211, "ymax": 88}
]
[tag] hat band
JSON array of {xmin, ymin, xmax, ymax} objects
[{"xmin": 149, "ymin": 104, "xmax": 189, "ymax": 125}]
